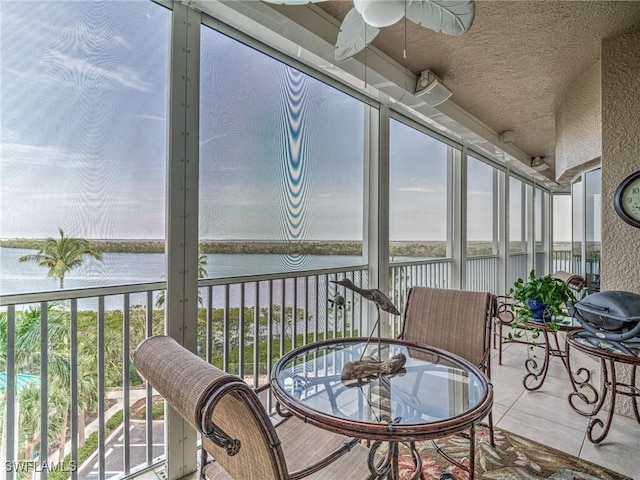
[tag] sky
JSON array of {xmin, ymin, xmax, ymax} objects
[
  {"xmin": 0, "ymin": 0, "xmax": 571, "ymax": 243},
  {"xmin": 1, "ymin": 0, "xmax": 170, "ymax": 240}
]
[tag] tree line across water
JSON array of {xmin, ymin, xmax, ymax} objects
[{"xmin": 1, "ymin": 237, "xmax": 461, "ymax": 257}]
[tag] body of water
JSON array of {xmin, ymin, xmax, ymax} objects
[
  {"xmin": 0, "ymin": 247, "xmax": 364, "ymax": 296},
  {"xmin": 0, "ymin": 247, "xmax": 370, "ymax": 328}
]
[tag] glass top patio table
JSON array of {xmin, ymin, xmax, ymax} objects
[{"xmin": 270, "ymin": 337, "xmax": 493, "ymax": 442}]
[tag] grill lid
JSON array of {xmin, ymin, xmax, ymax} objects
[
  {"xmin": 570, "ymin": 291, "xmax": 640, "ymax": 356},
  {"xmin": 574, "ymin": 291, "xmax": 640, "ymax": 324}
]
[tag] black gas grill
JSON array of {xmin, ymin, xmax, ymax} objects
[{"xmin": 568, "ymin": 290, "xmax": 640, "ymax": 357}]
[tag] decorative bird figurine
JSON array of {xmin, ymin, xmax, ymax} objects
[
  {"xmin": 330, "ymin": 278, "xmax": 401, "ymax": 361},
  {"xmin": 330, "ymin": 278, "xmax": 400, "ymax": 316}
]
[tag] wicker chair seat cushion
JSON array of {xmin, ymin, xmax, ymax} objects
[
  {"xmin": 276, "ymin": 416, "xmax": 369, "ymax": 478},
  {"xmin": 202, "ymin": 417, "xmax": 370, "ymax": 479}
]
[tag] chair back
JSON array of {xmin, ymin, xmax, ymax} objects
[
  {"xmin": 552, "ymin": 271, "xmax": 586, "ymax": 295},
  {"xmin": 400, "ymin": 287, "xmax": 494, "ymax": 370},
  {"xmin": 134, "ymin": 335, "xmax": 286, "ymax": 480}
]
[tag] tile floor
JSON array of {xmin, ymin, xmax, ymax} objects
[{"xmin": 491, "ymin": 337, "xmax": 640, "ymax": 479}]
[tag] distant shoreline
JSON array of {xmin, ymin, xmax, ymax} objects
[
  {"xmin": 0, "ymin": 238, "xmax": 572, "ymax": 257},
  {"xmin": 0, "ymin": 238, "xmax": 444, "ymax": 256}
]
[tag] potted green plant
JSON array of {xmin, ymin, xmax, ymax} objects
[
  {"xmin": 507, "ymin": 269, "xmax": 579, "ymax": 368},
  {"xmin": 509, "ymin": 269, "xmax": 576, "ymax": 323}
]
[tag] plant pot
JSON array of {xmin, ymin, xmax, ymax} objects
[{"xmin": 526, "ymin": 299, "xmax": 552, "ymax": 322}]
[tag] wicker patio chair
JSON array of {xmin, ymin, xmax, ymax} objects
[
  {"xmin": 133, "ymin": 335, "xmax": 370, "ymax": 480},
  {"xmin": 493, "ymin": 271, "xmax": 585, "ymax": 365},
  {"xmin": 399, "ymin": 286, "xmax": 496, "ymax": 446},
  {"xmin": 552, "ymin": 271, "xmax": 586, "ymax": 297}
]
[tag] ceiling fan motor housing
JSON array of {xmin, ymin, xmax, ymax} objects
[{"xmin": 353, "ymin": 0, "xmax": 406, "ymax": 28}]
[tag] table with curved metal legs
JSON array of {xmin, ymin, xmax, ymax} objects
[
  {"xmin": 518, "ymin": 318, "xmax": 582, "ymax": 391},
  {"xmin": 566, "ymin": 332, "xmax": 640, "ymax": 444},
  {"xmin": 271, "ymin": 337, "xmax": 493, "ymax": 480}
]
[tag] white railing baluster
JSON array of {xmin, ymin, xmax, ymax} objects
[
  {"xmin": 40, "ymin": 301, "xmax": 49, "ymax": 480},
  {"xmin": 144, "ymin": 291, "xmax": 153, "ymax": 467},
  {"xmin": 5, "ymin": 305, "xmax": 16, "ymax": 480}
]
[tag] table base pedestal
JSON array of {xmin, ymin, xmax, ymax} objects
[
  {"xmin": 567, "ymin": 333, "xmax": 640, "ymax": 444},
  {"xmin": 568, "ymin": 357, "xmax": 640, "ymax": 443},
  {"xmin": 367, "ymin": 425, "xmax": 476, "ymax": 480}
]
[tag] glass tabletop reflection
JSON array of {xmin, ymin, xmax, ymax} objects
[{"xmin": 272, "ymin": 338, "xmax": 488, "ymax": 429}]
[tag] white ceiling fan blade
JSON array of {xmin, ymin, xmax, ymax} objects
[
  {"xmin": 335, "ymin": 8, "xmax": 380, "ymax": 61},
  {"xmin": 261, "ymin": 0, "xmax": 326, "ymax": 4},
  {"xmin": 405, "ymin": 0, "xmax": 475, "ymax": 36}
]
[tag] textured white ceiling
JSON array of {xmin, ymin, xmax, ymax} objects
[{"xmin": 316, "ymin": 1, "xmax": 640, "ymax": 179}]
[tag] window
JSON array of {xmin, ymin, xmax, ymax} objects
[
  {"xmin": 534, "ymin": 187, "xmax": 548, "ymax": 274},
  {"xmin": 572, "ymin": 177, "xmax": 584, "ymax": 273},
  {"xmin": 585, "ymin": 169, "xmax": 601, "ymax": 279},
  {"xmin": 388, "ymin": 119, "xmax": 449, "ymax": 260},
  {"xmin": 199, "ymin": 26, "xmax": 366, "ymax": 277},
  {"xmin": 0, "ymin": 1, "xmax": 170, "ymax": 294},
  {"xmin": 466, "ymin": 156, "xmax": 497, "ymax": 256},
  {"xmin": 509, "ymin": 177, "xmax": 525, "ymax": 253}
]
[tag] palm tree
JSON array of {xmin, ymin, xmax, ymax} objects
[
  {"xmin": 12, "ymin": 304, "xmax": 70, "ymax": 384},
  {"xmin": 18, "ymin": 228, "xmax": 103, "ymax": 288},
  {"xmin": 16, "ymin": 381, "xmax": 68, "ymax": 461},
  {"xmin": 0, "ymin": 304, "xmax": 71, "ymax": 463}
]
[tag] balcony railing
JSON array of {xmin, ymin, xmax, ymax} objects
[
  {"xmin": 388, "ymin": 258, "xmax": 453, "ymax": 336},
  {"xmin": 0, "ymin": 265, "xmax": 374, "ymax": 480},
  {"xmin": 467, "ymin": 255, "xmax": 500, "ymax": 294},
  {"xmin": 1, "ymin": 250, "xmax": 579, "ymax": 479}
]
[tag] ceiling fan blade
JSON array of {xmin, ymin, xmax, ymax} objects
[
  {"xmin": 335, "ymin": 8, "xmax": 380, "ymax": 61},
  {"xmin": 261, "ymin": 0, "xmax": 326, "ymax": 4},
  {"xmin": 405, "ymin": 0, "xmax": 475, "ymax": 36}
]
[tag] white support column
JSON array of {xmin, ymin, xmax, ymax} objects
[
  {"xmin": 459, "ymin": 147, "xmax": 468, "ymax": 289},
  {"xmin": 450, "ymin": 147, "xmax": 463, "ymax": 289},
  {"xmin": 526, "ymin": 184, "xmax": 535, "ymax": 274},
  {"xmin": 580, "ymin": 177, "xmax": 587, "ymax": 278},
  {"xmin": 165, "ymin": 3, "xmax": 200, "ymax": 479},
  {"xmin": 547, "ymin": 191, "xmax": 553, "ymax": 274},
  {"xmin": 365, "ymin": 105, "xmax": 388, "ymax": 334},
  {"xmin": 502, "ymin": 168, "xmax": 510, "ymax": 291},
  {"xmin": 492, "ymin": 168, "xmax": 503, "ymax": 293}
]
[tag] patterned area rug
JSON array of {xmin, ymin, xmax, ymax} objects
[{"xmin": 396, "ymin": 427, "xmax": 630, "ymax": 479}]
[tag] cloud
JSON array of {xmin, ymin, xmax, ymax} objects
[
  {"xmin": 46, "ymin": 50, "xmax": 149, "ymax": 92},
  {"xmin": 395, "ymin": 186, "xmax": 438, "ymax": 193},
  {"xmin": 29, "ymin": 13, "xmax": 134, "ymax": 51},
  {"xmin": 132, "ymin": 114, "xmax": 166, "ymax": 122},
  {"xmin": 467, "ymin": 189, "xmax": 492, "ymax": 196},
  {"xmin": 0, "ymin": 142, "xmax": 87, "ymax": 167}
]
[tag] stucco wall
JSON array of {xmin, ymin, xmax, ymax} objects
[
  {"xmin": 555, "ymin": 61, "xmax": 601, "ymax": 183},
  {"xmin": 599, "ymin": 31, "xmax": 640, "ymax": 418},
  {"xmin": 601, "ymin": 32, "xmax": 640, "ymax": 294}
]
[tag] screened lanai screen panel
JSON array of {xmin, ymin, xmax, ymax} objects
[
  {"xmin": 0, "ymin": 1, "xmax": 170, "ymax": 294},
  {"xmin": 508, "ymin": 177, "xmax": 525, "ymax": 253},
  {"xmin": 389, "ymin": 119, "xmax": 448, "ymax": 260},
  {"xmin": 585, "ymin": 169, "xmax": 601, "ymax": 279},
  {"xmin": 466, "ymin": 156, "xmax": 496, "ymax": 256},
  {"xmin": 199, "ymin": 26, "xmax": 365, "ymax": 277}
]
